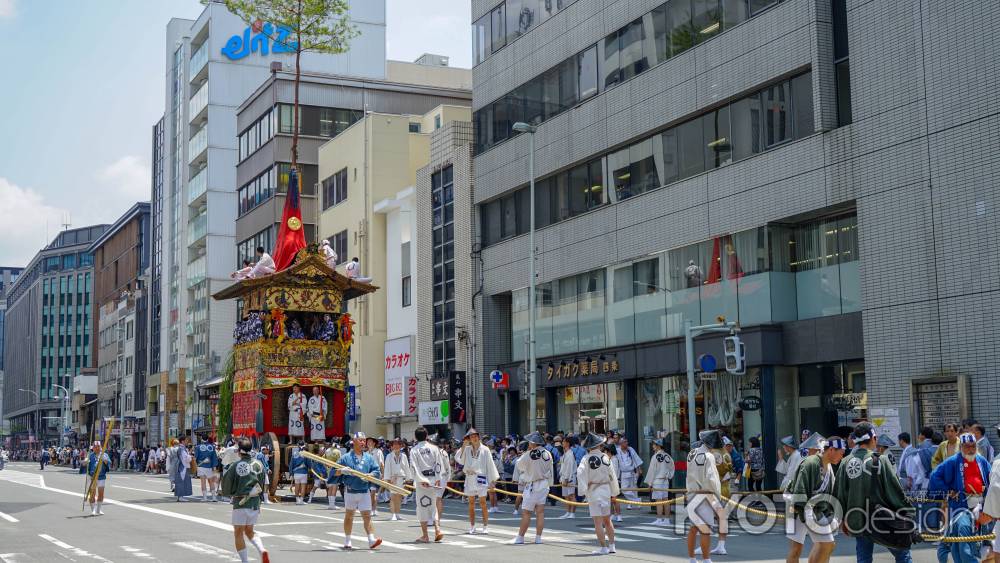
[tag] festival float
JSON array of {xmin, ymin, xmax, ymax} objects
[{"xmin": 210, "ymin": 168, "xmax": 376, "ymax": 496}]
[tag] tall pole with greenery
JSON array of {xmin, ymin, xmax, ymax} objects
[{"xmin": 217, "ymin": 0, "xmax": 358, "ymax": 170}]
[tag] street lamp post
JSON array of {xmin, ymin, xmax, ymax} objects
[
  {"xmin": 52, "ymin": 383, "xmax": 70, "ymax": 446},
  {"xmin": 512, "ymin": 121, "xmax": 538, "ymax": 433},
  {"xmin": 17, "ymin": 389, "xmax": 39, "ymax": 449}
]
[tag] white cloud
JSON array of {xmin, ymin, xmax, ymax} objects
[
  {"xmin": 96, "ymin": 155, "xmax": 150, "ymax": 202},
  {"xmin": 0, "ymin": 177, "xmax": 69, "ymax": 266},
  {"xmin": 0, "ymin": 0, "xmax": 15, "ymax": 19}
]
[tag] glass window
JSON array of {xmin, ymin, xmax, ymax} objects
[
  {"xmin": 493, "ymin": 98, "xmax": 511, "ymax": 144},
  {"xmin": 723, "ymin": 0, "xmax": 749, "ymax": 29},
  {"xmin": 619, "ymin": 18, "xmax": 648, "ymax": 81},
  {"xmin": 473, "ymin": 13, "xmax": 490, "ymax": 65},
  {"xmin": 630, "ymin": 138, "xmax": 660, "ymax": 196},
  {"xmin": 650, "ymin": 4, "xmax": 670, "ymax": 63},
  {"xmin": 676, "ymin": 116, "xmax": 705, "ymax": 179},
  {"xmin": 704, "ymin": 105, "xmax": 732, "ymax": 168},
  {"xmin": 515, "ymin": 189, "xmax": 530, "ymax": 235},
  {"xmin": 692, "ymin": 0, "xmax": 722, "ymax": 41},
  {"xmin": 279, "ymin": 104, "xmax": 294, "ymax": 134},
  {"xmin": 552, "ymin": 173, "xmax": 571, "ymax": 222},
  {"xmin": 491, "ymin": 3, "xmax": 507, "ymax": 52},
  {"xmin": 730, "ymin": 94, "xmax": 761, "ymax": 161},
  {"xmin": 502, "ymin": 195, "xmax": 518, "ymax": 239},
  {"xmin": 558, "ymin": 57, "xmax": 579, "ymax": 111},
  {"xmin": 587, "ymin": 159, "xmax": 604, "ymax": 209},
  {"xmin": 763, "ymin": 80, "xmax": 792, "ymax": 147},
  {"xmin": 522, "ymin": 79, "xmax": 544, "ymax": 125},
  {"xmin": 661, "ymin": 128, "xmax": 680, "ymax": 184},
  {"xmin": 568, "ymin": 164, "xmax": 589, "ymax": 216},
  {"xmin": 534, "ymin": 179, "xmax": 552, "ymax": 229},
  {"xmin": 578, "ymin": 46, "xmax": 598, "ymax": 99},
  {"xmin": 602, "ymin": 32, "xmax": 621, "ymax": 88},
  {"xmin": 669, "ymin": 0, "xmax": 695, "ymax": 55},
  {"xmin": 608, "ymin": 146, "xmax": 631, "ymax": 201},
  {"xmin": 577, "ymin": 270, "xmax": 606, "ymax": 350},
  {"xmin": 541, "ymin": 66, "xmax": 562, "ymax": 119},
  {"xmin": 836, "ymin": 60, "xmax": 853, "ymax": 127},
  {"xmin": 62, "ymin": 254, "xmax": 77, "ymax": 269},
  {"xmin": 792, "ymin": 72, "xmax": 814, "ymax": 139}
]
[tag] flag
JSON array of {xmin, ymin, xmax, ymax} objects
[{"xmin": 272, "ymin": 166, "xmax": 307, "ymax": 271}]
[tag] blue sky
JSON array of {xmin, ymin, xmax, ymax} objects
[{"xmin": 0, "ymin": 0, "xmax": 470, "ymax": 266}]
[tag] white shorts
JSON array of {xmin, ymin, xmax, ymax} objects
[
  {"xmin": 434, "ymin": 487, "xmax": 445, "ymax": 499},
  {"xmin": 293, "ymin": 474, "xmax": 309, "ymax": 484},
  {"xmin": 687, "ymin": 496, "xmax": 718, "ymax": 528},
  {"xmin": 521, "ymin": 482, "xmax": 549, "ymax": 511},
  {"xmin": 562, "ymin": 486, "xmax": 576, "ymax": 497},
  {"xmin": 197, "ymin": 467, "xmax": 214, "ymax": 479},
  {"xmin": 94, "ymin": 479, "xmax": 106, "ymax": 489},
  {"xmin": 344, "ymin": 492, "xmax": 373, "ymax": 512},
  {"xmin": 787, "ymin": 515, "xmax": 838, "ymax": 545},
  {"xmin": 465, "ymin": 477, "xmax": 490, "ymax": 498},
  {"xmin": 314, "ymin": 478, "xmax": 324, "ymax": 488},
  {"xmin": 589, "ymin": 500, "xmax": 611, "ymax": 518},
  {"xmin": 651, "ymin": 482, "xmax": 671, "ymax": 500},
  {"xmin": 231, "ymin": 508, "xmax": 260, "ymax": 526}
]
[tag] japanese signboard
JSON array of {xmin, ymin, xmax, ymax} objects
[
  {"xmin": 406, "ymin": 376, "xmax": 418, "ymax": 416},
  {"xmin": 383, "ymin": 336, "xmax": 412, "ymax": 413},
  {"xmin": 418, "ymin": 400, "xmax": 449, "ymax": 425},
  {"xmin": 449, "ymin": 370, "xmax": 467, "ymax": 423},
  {"xmin": 916, "ymin": 381, "xmax": 960, "ymax": 430},
  {"xmin": 545, "ymin": 358, "xmax": 620, "ymax": 381},
  {"xmin": 347, "ymin": 385, "xmax": 358, "ymax": 421},
  {"xmin": 429, "ymin": 375, "xmax": 449, "ymax": 401}
]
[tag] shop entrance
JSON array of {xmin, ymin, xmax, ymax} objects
[{"xmin": 557, "ymin": 383, "xmax": 626, "ymax": 436}]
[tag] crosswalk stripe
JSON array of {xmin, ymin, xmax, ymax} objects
[
  {"xmin": 172, "ymin": 541, "xmax": 243, "ymax": 561},
  {"xmin": 121, "ymin": 545, "xmax": 156, "ymax": 559},
  {"xmin": 324, "ymin": 530, "xmax": 426, "ymax": 550},
  {"xmin": 39, "ymin": 533, "xmax": 114, "ymax": 562},
  {"xmin": 0, "ymin": 554, "xmax": 26, "ymax": 563},
  {"xmin": 0, "ymin": 511, "xmax": 18, "ymax": 523}
]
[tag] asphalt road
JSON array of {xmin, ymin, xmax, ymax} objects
[{"xmin": 0, "ymin": 461, "xmax": 940, "ymax": 562}]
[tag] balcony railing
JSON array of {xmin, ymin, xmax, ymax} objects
[
  {"xmin": 187, "ymin": 168, "xmax": 207, "ymax": 205},
  {"xmin": 189, "ymin": 43, "xmax": 208, "ymax": 80},
  {"xmin": 186, "ymin": 256, "xmax": 206, "ymax": 288},
  {"xmin": 189, "ymin": 81, "xmax": 208, "ymax": 121},
  {"xmin": 188, "ymin": 127, "xmax": 207, "ymax": 164}
]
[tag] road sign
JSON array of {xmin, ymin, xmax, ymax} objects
[
  {"xmin": 698, "ymin": 354, "xmax": 717, "ymax": 373},
  {"xmin": 490, "ymin": 370, "xmax": 503, "ymax": 383},
  {"xmin": 490, "ymin": 370, "xmax": 509, "ymax": 390}
]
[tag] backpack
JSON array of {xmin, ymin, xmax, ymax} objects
[{"xmin": 865, "ymin": 452, "xmax": 921, "ymax": 550}]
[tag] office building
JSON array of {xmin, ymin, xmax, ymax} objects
[
  {"xmin": 153, "ymin": 0, "xmax": 386, "ymax": 439},
  {"xmin": 89, "ymin": 202, "xmax": 152, "ymax": 448},
  {"xmin": 471, "ymin": 0, "xmax": 1000, "ymax": 476},
  {"xmin": 414, "ymin": 118, "xmax": 480, "ymax": 434},
  {"xmin": 3, "ymin": 226, "xmax": 107, "ymax": 447},
  {"xmin": 318, "ymin": 104, "xmax": 472, "ymax": 436},
  {"xmin": 233, "ymin": 61, "xmax": 473, "ymax": 273},
  {"xmin": 0, "ymin": 267, "xmax": 24, "ymax": 440}
]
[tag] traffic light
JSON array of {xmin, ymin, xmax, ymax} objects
[{"xmin": 724, "ymin": 335, "xmax": 745, "ymax": 375}]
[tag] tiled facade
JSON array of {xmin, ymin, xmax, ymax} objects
[{"xmin": 473, "ymin": 0, "xmax": 1000, "ymax": 437}]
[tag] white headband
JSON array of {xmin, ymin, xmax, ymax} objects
[{"xmin": 855, "ymin": 432, "xmax": 872, "ymax": 442}]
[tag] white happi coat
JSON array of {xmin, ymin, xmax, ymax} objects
[
  {"xmin": 409, "ymin": 441, "xmax": 447, "ymax": 522},
  {"xmin": 384, "ymin": 451, "xmax": 411, "ymax": 486},
  {"xmin": 287, "ymin": 392, "xmax": 306, "ymax": 437},
  {"xmin": 249, "ymin": 253, "xmax": 276, "ymax": 278},
  {"xmin": 577, "ymin": 449, "xmax": 620, "ymax": 506},
  {"xmin": 647, "ymin": 450, "xmax": 676, "ymax": 491},
  {"xmin": 455, "ymin": 443, "xmax": 500, "ymax": 489},
  {"xmin": 617, "ymin": 445, "xmax": 643, "ymax": 501},
  {"xmin": 559, "ymin": 450, "xmax": 578, "ymax": 487},
  {"xmin": 777, "ymin": 449, "xmax": 803, "ymax": 490},
  {"xmin": 685, "ymin": 444, "xmax": 723, "ymax": 510},
  {"xmin": 306, "ymin": 395, "xmax": 327, "ymax": 441},
  {"xmin": 515, "ymin": 447, "xmax": 553, "ymax": 491}
]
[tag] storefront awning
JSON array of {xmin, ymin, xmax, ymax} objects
[{"xmin": 199, "ymin": 375, "xmax": 225, "ymax": 388}]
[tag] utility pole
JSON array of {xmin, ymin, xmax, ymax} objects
[{"xmin": 52, "ymin": 383, "xmax": 70, "ymax": 446}]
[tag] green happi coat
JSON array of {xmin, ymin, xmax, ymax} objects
[
  {"xmin": 221, "ymin": 453, "xmax": 267, "ymax": 511},
  {"xmin": 789, "ymin": 454, "xmax": 836, "ymax": 521},
  {"xmin": 833, "ymin": 448, "xmax": 913, "ymax": 534}
]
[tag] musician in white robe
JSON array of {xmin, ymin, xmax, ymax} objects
[
  {"xmin": 408, "ymin": 427, "xmax": 445, "ymax": 543},
  {"xmin": 248, "ymin": 246, "xmax": 276, "ymax": 278},
  {"xmin": 577, "ymin": 433, "xmax": 619, "ymax": 555},
  {"xmin": 286, "ymin": 384, "xmax": 305, "ymax": 441},
  {"xmin": 456, "ymin": 429, "xmax": 500, "ymax": 535},
  {"xmin": 645, "ymin": 437, "xmax": 676, "ymax": 526},
  {"xmin": 307, "ymin": 386, "xmax": 327, "ymax": 443},
  {"xmin": 511, "ymin": 432, "xmax": 553, "ymax": 545},
  {"xmin": 384, "ymin": 438, "xmax": 411, "ymax": 521},
  {"xmin": 320, "ymin": 239, "xmax": 338, "ymax": 269}
]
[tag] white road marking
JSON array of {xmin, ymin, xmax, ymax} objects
[
  {"xmin": 256, "ymin": 521, "xmax": 331, "ymax": 526},
  {"xmin": 172, "ymin": 541, "xmax": 243, "ymax": 561},
  {"xmin": 38, "ymin": 534, "xmax": 113, "ymax": 562},
  {"xmin": 0, "ymin": 554, "xmax": 26, "ymax": 563},
  {"xmin": 0, "ymin": 469, "xmax": 273, "ymax": 538},
  {"xmin": 261, "ymin": 506, "xmax": 342, "ymax": 521},
  {"xmin": 277, "ymin": 534, "xmax": 346, "ymax": 551},
  {"xmin": 325, "ymin": 530, "xmax": 425, "ymax": 551},
  {"xmin": 114, "ymin": 485, "xmax": 172, "ymax": 495},
  {"xmin": 0, "ymin": 511, "xmax": 19, "ymax": 523},
  {"xmin": 121, "ymin": 546, "xmax": 155, "ymax": 559},
  {"xmin": 583, "ymin": 527, "xmax": 680, "ymax": 540}
]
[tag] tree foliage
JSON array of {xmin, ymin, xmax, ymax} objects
[
  {"xmin": 212, "ymin": 0, "xmax": 359, "ymax": 166},
  {"xmin": 216, "ymin": 351, "xmax": 236, "ymax": 441}
]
